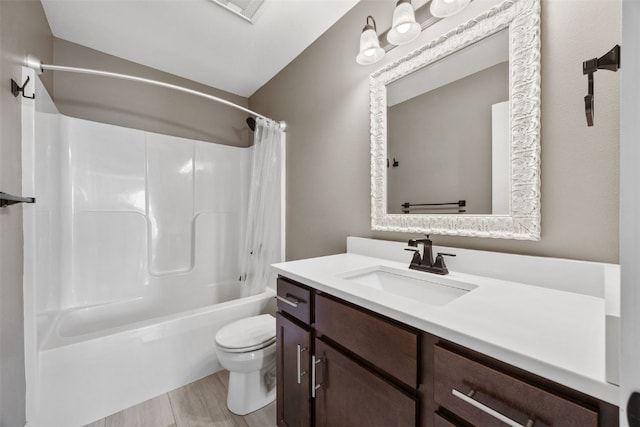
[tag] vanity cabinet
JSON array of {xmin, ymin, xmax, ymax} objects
[
  {"xmin": 276, "ymin": 276, "xmax": 419, "ymax": 427},
  {"xmin": 276, "ymin": 275, "xmax": 618, "ymax": 427}
]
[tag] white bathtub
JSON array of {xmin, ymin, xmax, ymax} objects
[{"xmin": 32, "ymin": 284, "xmax": 276, "ymax": 427}]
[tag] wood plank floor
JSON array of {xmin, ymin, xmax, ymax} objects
[{"xmin": 84, "ymin": 371, "xmax": 275, "ymax": 427}]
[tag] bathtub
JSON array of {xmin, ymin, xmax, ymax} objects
[{"xmin": 32, "ymin": 284, "xmax": 276, "ymax": 427}]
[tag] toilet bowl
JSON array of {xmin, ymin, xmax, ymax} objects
[{"xmin": 215, "ymin": 314, "xmax": 277, "ymax": 415}]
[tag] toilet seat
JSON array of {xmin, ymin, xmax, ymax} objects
[
  {"xmin": 217, "ymin": 337, "xmax": 276, "ymax": 354},
  {"xmin": 215, "ymin": 314, "xmax": 276, "ymax": 353}
]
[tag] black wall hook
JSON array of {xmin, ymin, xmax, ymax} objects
[
  {"xmin": 583, "ymin": 45, "xmax": 620, "ymax": 126},
  {"xmin": 11, "ymin": 75, "xmax": 35, "ymax": 100}
]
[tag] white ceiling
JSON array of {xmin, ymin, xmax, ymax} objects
[{"xmin": 41, "ymin": 0, "xmax": 360, "ymax": 97}]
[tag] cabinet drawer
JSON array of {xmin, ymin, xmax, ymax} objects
[
  {"xmin": 314, "ymin": 293, "xmax": 419, "ymax": 388},
  {"xmin": 434, "ymin": 412, "xmax": 464, "ymax": 427},
  {"xmin": 277, "ymin": 277, "xmax": 312, "ymax": 324},
  {"xmin": 434, "ymin": 346, "xmax": 598, "ymax": 427}
]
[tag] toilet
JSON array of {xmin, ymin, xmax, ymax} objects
[{"xmin": 215, "ymin": 314, "xmax": 277, "ymax": 415}]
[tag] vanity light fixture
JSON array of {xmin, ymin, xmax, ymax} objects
[
  {"xmin": 387, "ymin": 0, "xmax": 421, "ymax": 45},
  {"xmin": 430, "ymin": 0, "xmax": 471, "ymax": 18},
  {"xmin": 356, "ymin": 16, "xmax": 386, "ymax": 65}
]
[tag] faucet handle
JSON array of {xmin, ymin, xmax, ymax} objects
[
  {"xmin": 437, "ymin": 252, "xmax": 456, "ymax": 258},
  {"xmin": 405, "ymin": 247, "xmax": 422, "ymax": 265},
  {"xmin": 434, "ymin": 252, "xmax": 456, "ymax": 274}
]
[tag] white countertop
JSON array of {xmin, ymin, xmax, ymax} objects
[{"xmin": 272, "ymin": 252, "xmax": 619, "ymax": 406}]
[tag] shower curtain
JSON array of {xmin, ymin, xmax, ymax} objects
[{"xmin": 239, "ymin": 118, "xmax": 283, "ymax": 297}]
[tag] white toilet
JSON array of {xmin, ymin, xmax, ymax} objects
[{"xmin": 215, "ymin": 314, "xmax": 277, "ymax": 415}]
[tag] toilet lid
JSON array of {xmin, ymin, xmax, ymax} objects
[{"xmin": 215, "ymin": 314, "xmax": 276, "ymax": 352}]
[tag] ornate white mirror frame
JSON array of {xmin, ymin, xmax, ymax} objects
[{"xmin": 370, "ymin": 0, "xmax": 541, "ymax": 240}]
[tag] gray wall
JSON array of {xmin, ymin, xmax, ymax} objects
[
  {"xmin": 53, "ymin": 38, "xmax": 252, "ymax": 147},
  {"xmin": 250, "ymin": 0, "xmax": 621, "ymax": 263},
  {"xmin": 387, "ymin": 62, "xmax": 509, "ymax": 215},
  {"xmin": 0, "ymin": 2, "xmax": 53, "ymax": 426}
]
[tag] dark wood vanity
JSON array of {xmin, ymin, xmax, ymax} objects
[{"xmin": 275, "ymin": 275, "xmax": 619, "ymax": 427}]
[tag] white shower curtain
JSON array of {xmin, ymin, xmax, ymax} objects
[{"xmin": 239, "ymin": 117, "xmax": 283, "ymax": 297}]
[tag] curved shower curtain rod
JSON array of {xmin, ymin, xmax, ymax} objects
[{"xmin": 25, "ymin": 55, "xmax": 287, "ymax": 131}]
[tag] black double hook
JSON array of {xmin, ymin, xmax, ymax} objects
[
  {"xmin": 583, "ymin": 45, "xmax": 620, "ymax": 127},
  {"xmin": 11, "ymin": 75, "xmax": 35, "ymax": 100}
]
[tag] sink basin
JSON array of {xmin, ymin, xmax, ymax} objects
[{"xmin": 340, "ymin": 266, "xmax": 477, "ymax": 306}]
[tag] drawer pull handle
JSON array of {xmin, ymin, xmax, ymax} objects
[
  {"xmin": 311, "ymin": 355, "xmax": 323, "ymax": 398},
  {"xmin": 296, "ymin": 345, "xmax": 307, "ymax": 384},
  {"xmin": 452, "ymin": 389, "xmax": 534, "ymax": 427},
  {"xmin": 276, "ymin": 294, "xmax": 301, "ymax": 307}
]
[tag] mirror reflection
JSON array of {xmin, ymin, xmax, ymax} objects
[{"xmin": 386, "ymin": 29, "xmax": 510, "ymax": 215}]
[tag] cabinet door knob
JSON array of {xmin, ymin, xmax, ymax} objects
[{"xmin": 452, "ymin": 388, "xmax": 534, "ymax": 427}]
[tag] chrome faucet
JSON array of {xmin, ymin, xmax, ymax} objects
[{"xmin": 405, "ymin": 235, "xmax": 456, "ymax": 275}]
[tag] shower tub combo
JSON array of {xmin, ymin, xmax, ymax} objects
[{"xmin": 23, "ymin": 73, "xmax": 283, "ymax": 427}]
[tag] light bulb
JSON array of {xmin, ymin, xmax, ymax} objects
[{"xmin": 396, "ymin": 23, "xmax": 411, "ymax": 34}]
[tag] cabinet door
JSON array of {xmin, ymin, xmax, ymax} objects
[
  {"xmin": 277, "ymin": 313, "xmax": 311, "ymax": 427},
  {"xmin": 314, "ymin": 338, "xmax": 417, "ymax": 427}
]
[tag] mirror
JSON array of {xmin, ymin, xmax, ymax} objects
[
  {"xmin": 387, "ymin": 29, "xmax": 509, "ymax": 216},
  {"xmin": 370, "ymin": 0, "xmax": 541, "ymax": 240}
]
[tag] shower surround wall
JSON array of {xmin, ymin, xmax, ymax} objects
[
  {"xmin": 28, "ymin": 106, "xmax": 280, "ymax": 426},
  {"xmin": 38, "ymin": 115, "xmax": 249, "ymax": 332},
  {"xmin": 85, "ymin": 119, "xmax": 241, "ymax": 300}
]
